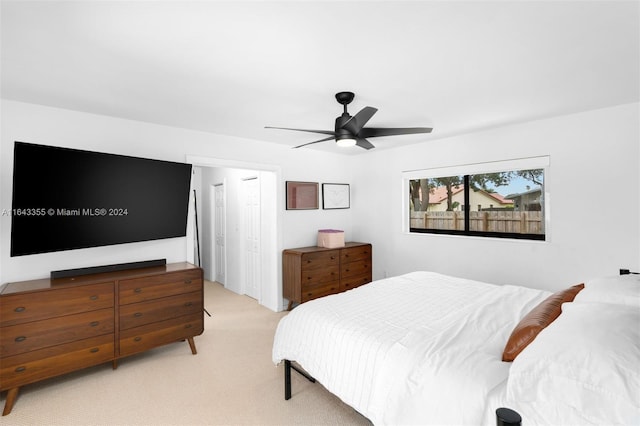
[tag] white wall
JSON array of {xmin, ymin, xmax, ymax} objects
[
  {"xmin": 0, "ymin": 100, "xmax": 355, "ymax": 311},
  {"xmin": 3, "ymin": 99, "xmax": 638, "ymax": 306},
  {"xmin": 351, "ymin": 103, "xmax": 640, "ymax": 291}
]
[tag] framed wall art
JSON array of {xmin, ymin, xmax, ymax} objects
[
  {"xmin": 286, "ymin": 181, "xmax": 319, "ymax": 210},
  {"xmin": 322, "ymin": 183, "xmax": 350, "ymax": 209}
]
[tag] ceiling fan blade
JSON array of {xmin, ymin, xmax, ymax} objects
[
  {"xmin": 265, "ymin": 126, "xmax": 336, "ymax": 136},
  {"xmin": 356, "ymin": 138, "xmax": 375, "ymax": 150},
  {"xmin": 358, "ymin": 127, "xmax": 433, "ymax": 138},
  {"xmin": 292, "ymin": 136, "xmax": 336, "ymax": 149},
  {"xmin": 341, "ymin": 107, "xmax": 378, "ymax": 135}
]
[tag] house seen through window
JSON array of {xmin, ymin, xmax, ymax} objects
[{"xmin": 409, "ymin": 167, "xmax": 545, "ymax": 240}]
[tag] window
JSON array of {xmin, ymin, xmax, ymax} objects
[{"xmin": 404, "ymin": 157, "xmax": 548, "ymax": 240}]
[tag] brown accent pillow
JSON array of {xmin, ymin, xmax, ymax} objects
[{"xmin": 502, "ymin": 283, "xmax": 584, "ymax": 362}]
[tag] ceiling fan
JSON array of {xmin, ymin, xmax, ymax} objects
[{"xmin": 265, "ymin": 91, "xmax": 433, "ymax": 150}]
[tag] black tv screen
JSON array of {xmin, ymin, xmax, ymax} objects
[{"xmin": 10, "ymin": 142, "xmax": 193, "ymax": 257}]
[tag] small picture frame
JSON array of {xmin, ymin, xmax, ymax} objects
[
  {"xmin": 322, "ymin": 183, "xmax": 350, "ymax": 209},
  {"xmin": 286, "ymin": 181, "xmax": 319, "ymax": 210}
]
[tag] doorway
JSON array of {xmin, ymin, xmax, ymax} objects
[{"xmin": 186, "ymin": 155, "xmax": 282, "ymax": 312}]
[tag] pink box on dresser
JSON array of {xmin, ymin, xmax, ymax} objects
[{"xmin": 317, "ymin": 229, "xmax": 345, "ymax": 248}]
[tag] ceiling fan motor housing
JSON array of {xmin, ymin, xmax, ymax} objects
[{"xmin": 335, "ymin": 114, "xmax": 354, "ymax": 140}]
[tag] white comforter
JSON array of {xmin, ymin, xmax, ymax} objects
[{"xmin": 272, "ymin": 271, "xmax": 550, "ymax": 425}]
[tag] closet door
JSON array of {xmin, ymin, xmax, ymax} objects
[{"xmin": 242, "ymin": 177, "xmax": 261, "ymax": 301}]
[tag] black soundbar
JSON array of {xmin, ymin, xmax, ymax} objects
[{"xmin": 51, "ymin": 259, "xmax": 167, "ymax": 280}]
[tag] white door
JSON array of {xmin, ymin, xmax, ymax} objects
[
  {"xmin": 242, "ymin": 177, "xmax": 261, "ymax": 300},
  {"xmin": 214, "ymin": 183, "xmax": 226, "ymax": 285}
]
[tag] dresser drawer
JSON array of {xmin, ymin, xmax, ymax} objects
[
  {"xmin": 119, "ymin": 313, "xmax": 203, "ymax": 357},
  {"xmin": 341, "ymin": 260, "xmax": 372, "ymax": 279},
  {"xmin": 301, "ymin": 281, "xmax": 340, "ymax": 302},
  {"xmin": 0, "ymin": 334, "xmax": 114, "ymax": 390},
  {"xmin": 119, "ymin": 270, "xmax": 202, "ymax": 305},
  {"xmin": 301, "ymin": 277, "xmax": 340, "ymax": 292},
  {"xmin": 301, "ymin": 265, "xmax": 340, "ymax": 286},
  {"xmin": 1, "ymin": 308, "xmax": 114, "ymax": 358},
  {"xmin": 0, "ymin": 283, "xmax": 114, "ymax": 327},
  {"xmin": 341, "ymin": 245, "xmax": 372, "ymax": 264},
  {"xmin": 341, "ymin": 274, "xmax": 372, "ymax": 292},
  {"xmin": 300, "ymin": 250, "xmax": 340, "ymax": 271},
  {"xmin": 119, "ymin": 291, "xmax": 202, "ymax": 330}
]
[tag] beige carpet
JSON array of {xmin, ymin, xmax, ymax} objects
[{"xmin": 0, "ymin": 281, "xmax": 371, "ymax": 426}]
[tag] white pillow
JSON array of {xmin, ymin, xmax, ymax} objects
[
  {"xmin": 506, "ymin": 302, "xmax": 640, "ymax": 425},
  {"xmin": 573, "ymin": 274, "xmax": 640, "ymax": 307}
]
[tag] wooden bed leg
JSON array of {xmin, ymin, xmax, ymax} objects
[
  {"xmin": 284, "ymin": 360, "xmax": 292, "ymax": 400},
  {"xmin": 3, "ymin": 387, "xmax": 19, "ymax": 416}
]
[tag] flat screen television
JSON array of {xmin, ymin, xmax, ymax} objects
[{"xmin": 10, "ymin": 141, "xmax": 193, "ymax": 257}]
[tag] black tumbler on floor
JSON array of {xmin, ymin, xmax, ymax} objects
[{"xmin": 496, "ymin": 407, "xmax": 522, "ymax": 426}]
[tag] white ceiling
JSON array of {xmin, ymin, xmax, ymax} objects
[{"xmin": 2, "ymin": 1, "xmax": 639, "ymax": 154}]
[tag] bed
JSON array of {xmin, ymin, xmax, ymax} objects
[{"xmin": 272, "ymin": 270, "xmax": 640, "ymax": 425}]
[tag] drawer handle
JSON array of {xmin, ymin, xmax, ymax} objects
[
  {"xmin": 15, "ymin": 336, "xmax": 27, "ymax": 342},
  {"xmin": 345, "ymin": 269, "xmax": 350, "ymax": 272},
  {"xmin": 90, "ymin": 321, "xmax": 100, "ymax": 327},
  {"xmin": 90, "ymin": 295, "xmax": 99, "ymax": 301},
  {"xmin": 330, "ymin": 256, "xmax": 335, "ymax": 260},
  {"xmin": 184, "ymin": 302, "xmax": 193, "ymax": 307},
  {"xmin": 15, "ymin": 366, "xmax": 26, "ymax": 373},
  {"xmin": 90, "ymin": 347, "xmax": 100, "ymax": 353},
  {"xmin": 185, "ymin": 324, "xmax": 192, "ymax": 329},
  {"xmin": 184, "ymin": 279, "xmax": 192, "ymax": 284},
  {"xmin": 134, "ymin": 336, "xmax": 142, "ymax": 342},
  {"xmin": 134, "ymin": 288, "xmax": 142, "ymax": 293},
  {"xmin": 307, "ymin": 292, "xmax": 313, "ymax": 297},
  {"xmin": 134, "ymin": 312, "xmax": 143, "ymax": 317},
  {"xmin": 14, "ymin": 306, "xmax": 26, "ymax": 313}
]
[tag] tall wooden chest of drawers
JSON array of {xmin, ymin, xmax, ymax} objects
[
  {"xmin": 282, "ymin": 242, "xmax": 372, "ymax": 310},
  {"xmin": 0, "ymin": 262, "xmax": 203, "ymax": 416}
]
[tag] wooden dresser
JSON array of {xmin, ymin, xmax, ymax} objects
[
  {"xmin": 283, "ymin": 242, "xmax": 372, "ymax": 310},
  {"xmin": 0, "ymin": 262, "xmax": 203, "ymax": 416}
]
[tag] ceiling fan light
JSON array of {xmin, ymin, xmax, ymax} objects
[{"xmin": 336, "ymin": 138, "xmax": 356, "ymax": 147}]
